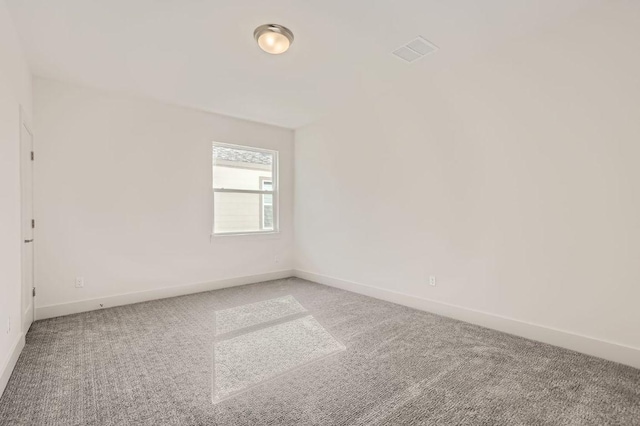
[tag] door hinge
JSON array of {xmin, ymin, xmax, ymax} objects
[
  {"xmin": 32, "ymin": 219, "xmax": 35, "ymax": 229},
  {"xmin": 32, "ymin": 287, "xmax": 36, "ymax": 297},
  {"xmin": 31, "ymin": 151, "xmax": 34, "ymax": 161}
]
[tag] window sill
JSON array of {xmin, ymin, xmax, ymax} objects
[{"xmin": 210, "ymin": 231, "xmax": 281, "ymax": 242}]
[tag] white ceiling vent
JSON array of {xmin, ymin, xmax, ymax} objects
[{"xmin": 392, "ymin": 36, "xmax": 438, "ymax": 63}]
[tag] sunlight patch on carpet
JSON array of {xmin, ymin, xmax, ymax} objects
[
  {"xmin": 215, "ymin": 295, "xmax": 307, "ymax": 336},
  {"xmin": 213, "ymin": 315, "xmax": 345, "ymax": 403}
]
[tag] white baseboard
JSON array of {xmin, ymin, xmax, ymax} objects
[
  {"xmin": 22, "ymin": 304, "xmax": 33, "ymax": 334},
  {"xmin": 0, "ymin": 333, "xmax": 25, "ymax": 398},
  {"xmin": 294, "ymin": 269, "xmax": 640, "ymax": 370},
  {"xmin": 36, "ymin": 269, "xmax": 295, "ymax": 320}
]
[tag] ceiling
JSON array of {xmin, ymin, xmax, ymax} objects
[{"xmin": 7, "ymin": 0, "xmax": 602, "ymax": 128}]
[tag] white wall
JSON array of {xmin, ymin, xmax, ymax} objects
[
  {"xmin": 0, "ymin": 0, "xmax": 32, "ymax": 395},
  {"xmin": 34, "ymin": 78, "xmax": 294, "ymax": 316},
  {"xmin": 295, "ymin": 3, "xmax": 640, "ymax": 360}
]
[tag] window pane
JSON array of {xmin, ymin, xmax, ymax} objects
[
  {"xmin": 213, "ymin": 146, "xmax": 273, "ymax": 190},
  {"xmin": 262, "ymin": 193, "xmax": 273, "ymax": 229},
  {"xmin": 260, "ymin": 180, "xmax": 274, "ymax": 230},
  {"xmin": 214, "ymin": 192, "xmax": 273, "ymax": 234},
  {"xmin": 263, "ymin": 204, "xmax": 274, "ymax": 229}
]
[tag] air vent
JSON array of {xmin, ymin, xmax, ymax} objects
[{"xmin": 392, "ymin": 36, "xmax": 438, "ymax": 63}]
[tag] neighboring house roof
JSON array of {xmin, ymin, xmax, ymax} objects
[{"xmin": 213, "ymin": 146, "xmax": 272, "ymax": 165}]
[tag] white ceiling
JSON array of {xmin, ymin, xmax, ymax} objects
[{"xmin": 8, "ymin": 0, "xmax": 602, "ymax": 128}]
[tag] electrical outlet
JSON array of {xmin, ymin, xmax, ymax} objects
[
  {"xmin": 429, "ymin": 276, "xmax": 436, "ymax": 287},
  {"xmin": 6, "ymin": 316, "xmax": 10, "ymax": 334},
  {"xmin": 274, "ymin": 255, "xmax": 280, "ymax": 264},
  {"xmin": 75, "ymin": 277, "xmax": 85, "ymax": 288}
]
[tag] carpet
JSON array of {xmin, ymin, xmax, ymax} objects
[
  {"xmin": 0, "ymin": 277, "xmax": 639, "ymax": 425},
  {"xmin": 214, "ymin": 294, "xmax": 307, "ymax": 336},
  {"xmin": 214, "ymin": 312, "xmax": 345, "ymax": 403}
]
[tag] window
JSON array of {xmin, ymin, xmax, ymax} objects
[{"xmin": 212, "ymin": 143, "xmax": 278, "ymax": 235}]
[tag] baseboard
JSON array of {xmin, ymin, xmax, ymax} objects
[
  {"xmin": 36, "ymin": 269, "xmax": 295, "ymax": 320},
  {"xmin": 22, "ymin": 304, "xmax": 33, "ymax": 334},
  {"xmin": 294, "ymin": 269, "xmax": 640, "ymax": 370},
  {"xmin": 0, "ymin": 333, "xmax": 25, "ymax": 398}
]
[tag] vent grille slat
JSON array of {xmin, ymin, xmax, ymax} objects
[
  {"xmin": 392, "ymin": 36, "xmax": 438, "ymax": 63},
  {"xmin": 392, "ymin": 47, "xmax": 421, "ymax": 63}
]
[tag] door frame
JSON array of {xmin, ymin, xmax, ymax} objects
[{"xmin": 19, "ymin": 106, "xmax": 35, "ymax": 332}]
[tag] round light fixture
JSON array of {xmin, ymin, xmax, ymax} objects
[{"xmin": 254, "ymin": 24, "xmax": 294, "ymax": 55}]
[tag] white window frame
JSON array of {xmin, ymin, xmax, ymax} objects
[{"xmin": 212, "ymin": 142, "xmax": 279, "ymax": 236}]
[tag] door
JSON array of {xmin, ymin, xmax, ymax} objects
[{"xmin": 20, "ymin": 119, "xmax": 34, "ymax": 332}]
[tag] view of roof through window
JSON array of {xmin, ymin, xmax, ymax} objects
[{"xmin": 213, "ymin": 146, "xmax": 273, "ymax": 166}]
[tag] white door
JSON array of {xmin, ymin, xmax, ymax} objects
[{"xmin": 20, "ymin": 120, "xmax": 35, "ymax": 332}]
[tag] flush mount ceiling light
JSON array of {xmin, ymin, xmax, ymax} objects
[{"xmin": 254, "ymin": 24, "xmax": 294, "ymax": 55}]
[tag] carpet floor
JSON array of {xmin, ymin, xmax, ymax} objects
[{"xmin": 1, "ymin": 277, "xmax": 639, "ymax": 425}]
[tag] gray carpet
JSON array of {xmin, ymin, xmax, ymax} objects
[{"xmin": 1, "ymin": 277, "xmax": 639, "ymax": 425}]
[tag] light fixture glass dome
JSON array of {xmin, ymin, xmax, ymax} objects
[{"xmin": 254, "ymin": 24, "xmax": 294, "ymax": 55}]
